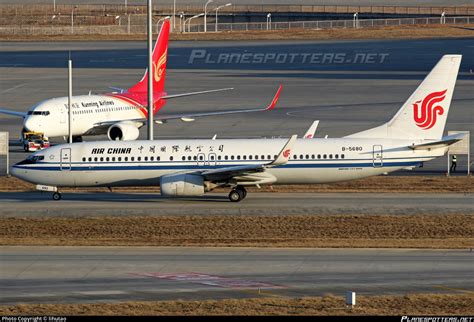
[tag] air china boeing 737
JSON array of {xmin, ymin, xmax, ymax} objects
[
  {"xmin": 0, "ymin": 19, "xmax": 280, "ymax": 142},
  {"xmin": 12, "ymin": 55, "xmax": 464, "ymax": 202}
]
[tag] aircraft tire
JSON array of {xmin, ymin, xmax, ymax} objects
[
  {"xmin": 236, "ymin": 186, "xmax": 247, "ymax": 199},
  {"xmin": 52, "ymin": 192, "xmax": 62, "ymax": 201},
  {"xmin": 229, "ymin": 189, "xmax": 243, "ymax": 202}
]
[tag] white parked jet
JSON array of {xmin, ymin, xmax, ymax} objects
[
  {"xmin": 0, "ymin": 19, "xmax": 280, "ymax": 142},
  {"xmin": 12, "ymin": 55, "xmax": 464, "ymax": 202}
]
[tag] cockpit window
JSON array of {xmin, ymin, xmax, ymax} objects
[
  {"xmin": 27, "ymin": 111, "xmax": 50, "ymax": 116},
  {"xmin": 16, "ymin": 155, "xmax": 44, "ymax": 165}
]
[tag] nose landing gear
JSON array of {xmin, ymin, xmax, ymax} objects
[
  {"xmin": 52, "ymin": 192, "xmax": 62, "ymax": 201},
  {"xmin": 228, "ymin": 185, "xmax": 247, "ymax": 202}
]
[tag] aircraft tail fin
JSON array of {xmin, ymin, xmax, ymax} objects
[
  {"xmin": 128, "ymin": 19, "xmax": 170, "ymax": 94},
  {"xmin": 347, "ymin": 55, "xmax": 462, "ymax": 140}
]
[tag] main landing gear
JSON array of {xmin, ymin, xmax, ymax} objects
[
  {"xmin": 52, "ymin": 192, "xmax": 62, "ymax": 201},
  {"xmin": 228, "ymin": 186, "xmax": 247, "ymax": 202}
]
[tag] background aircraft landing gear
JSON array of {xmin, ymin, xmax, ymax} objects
[
  {"xmin": 228, "ymin": 186, "xmax": 247, "ymax": 202},
  {"xmin": 52, "ymin": 192, "xmax": 62, "ymax": 201}
]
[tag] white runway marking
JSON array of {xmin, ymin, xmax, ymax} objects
[{"xmin": 0, "ymin": 83, "xmax": 25, "ymax": 94}]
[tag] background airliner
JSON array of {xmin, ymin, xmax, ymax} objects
[
  {"xmin": 0, "ymin": 19, "xmax": 280, "ymax": 142},
  {"xmin": 12, "ymin": 55, "xmax": 463, "ymax": 202}
]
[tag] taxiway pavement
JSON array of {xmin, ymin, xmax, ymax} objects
[
  {"xmin": 1, "ymin": 246, "xmax": 473, "ymax": 305},
  {"xmin": 0, "ymin": 192, "xmax": 472, "ymax": 216}
]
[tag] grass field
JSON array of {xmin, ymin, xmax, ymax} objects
[
  {"xmin": 1, "ymin": 293, "xmax": 473, "ymax": 315},
  {"xmin": 2, "ymin": 23, "xmax": 473, "ymax": 41},
  {"xmin": 1, "ymin": 214, "xmax": 472, "ymax": 248}
]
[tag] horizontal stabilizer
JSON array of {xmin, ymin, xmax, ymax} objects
[{"xmin": 409, "ymin": 133, "xmax": 465, "ymax": 150}]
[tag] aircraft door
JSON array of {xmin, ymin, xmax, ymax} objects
[
  {"xmin": 60, "ymin": 148, "xmax": 71, "ymax": 171},
  {"xmin": 197, "ymin": 153, "xmax": 205, "ymax": 166},
  {"xmin": 372, "ymin": 145, "xmax": 383, "ymax": 167}
]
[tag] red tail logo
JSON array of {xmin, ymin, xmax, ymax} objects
[
  {"xmin": 413, "ymin": 89, "xmax": 447, "ymax": 130},
  {"xmin": 283, "ymin": 149, "xmax": 291, "ymax": 158}
]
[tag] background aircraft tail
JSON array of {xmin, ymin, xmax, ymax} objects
[
  {"xmin": 128, "ymin": 19, "xmax": 170, "ymax": 94},
  {"xmin": 347, "ymin": 55, "xmax": 462, "ymax": 140}
]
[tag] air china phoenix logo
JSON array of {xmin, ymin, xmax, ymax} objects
[
  {"xmin": 152, "ymin": 49, "xmax": 168, "ymax": 82},
  {"xmin": 413, "ymin": 89, "xmax": 447, "ymax": 130},
  {"xmin": 283, "ymin": 149, "xmax": 291, "ymax": 158}
]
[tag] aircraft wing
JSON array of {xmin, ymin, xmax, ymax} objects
[
  {"xmin": 201, "ymin": 134, "xmax": 297, "ymax": 182},
  {"xmin": 155, "ymin": 85, "xmax": 282, "ymax": 123},
  {"xmin": 161, "ymin": 87, "xmax": 233, "ymax": 100},
  {"xmin": 0, "ymin": 109, "xmax": 27, "ymax": 117}
]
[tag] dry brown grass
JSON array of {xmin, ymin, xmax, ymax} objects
[
  {"xmin": 2, "ymin": 23, "xmax": 473, "ymax": 41},
  {"xmin": 1, "ymin": 214, "xmax": 472, "ymax": 248},
  {"xmin": 1, "ymin": 293, "xmax": 473, "ymax": 315},
  {"xmin": 1, "ymin": 175, "xmax": 472, "ymax": 193}
]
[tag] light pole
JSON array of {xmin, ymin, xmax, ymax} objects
[
  {"xmin": 266, "ymin": 13, "xmax": 271, "ymax": 30},
  {"xmin": 71, "ymin": 5, "xmax": 77, "ymax": 34},
  {"xmin": 179, "ymin": 12, "xmax": 185, "ymax": 32},
  {"xmin": 173, "ymin": 0, "xmax": 176, "ymax": 32},
  {"xmin": 157, "ymin": 15, "xmax": 171, "ymax": 33},
  {"xmin": 204, "ymin": 0, "xmax": 213, "ymax": 33},
  {"xmin": 441, "ymin": 11, "xmax": 446, "ymax": 24},
  {"xmin": 53, "ymin": 0, "xmax": 56, "ymax": 12},
  {"xmin": 215, "ymin": 3, "xmax": 231, "ymax": 32},
  {"xmin": 353, "ymin": 12, "xmax": 359, "ymax": 28},
  {"xmin": 185, "ymin": 13, "xmax": 204, "ymax": 33}
]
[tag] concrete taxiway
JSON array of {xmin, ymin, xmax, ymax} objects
[
  {"xmin": 0, "ymin": 192, "xmax": 472, "ymax": 216},
  {"xmin": 1, "ymin": 38, "xmax": 473, "ymax": 176},
  {"xmin": 1, "ymin": 247, "xmax": 473, "ymax": 305}
]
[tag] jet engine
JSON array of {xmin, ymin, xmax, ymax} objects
[
  {"xmin": 107, "ymin": 121, "xmax": 140, "ymax": 141},
  {"xmin": 160, "ymin": 173, "xmax": 205, "ymax": 197}
]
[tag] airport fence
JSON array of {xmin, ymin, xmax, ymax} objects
[{"xmin": 0, "ymin": 16, "xmax": 472, "ymax": 36}]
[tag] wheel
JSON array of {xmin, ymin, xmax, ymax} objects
[
  {"xmin": 52, "ymin": 192, "xmax": 62, "ymax": 201},
  {"xmin": 236, "ymin": 186, "xmax": 247, "ymax": 199},
  {"xmin": 228, "ymin": 189, "xmax": 244, "ymax": 202}
]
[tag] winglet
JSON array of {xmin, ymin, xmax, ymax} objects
[
  {"xmin": 304, "ymin": 120, "xmax": 319, "ymax": 139},
  {"xmin": 268, "ymin": 134, "xmax": 297, "ymax": 167},
  {"xmin": 265, "ymin": 85, "xmax": 282, "ymax": 110}
]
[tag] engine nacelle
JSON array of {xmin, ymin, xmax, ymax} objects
[
  {"xmin": 107, "ymin": 121, "xmax": 140, "ymax": 141},
  {"xmin": 160, "ymin": 173, "xmax": 205, "ymax": 197}
]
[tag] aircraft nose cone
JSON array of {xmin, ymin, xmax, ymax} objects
[{"xmin": 23, "ymin": 117, "xmax": 34, "ymax": 132}]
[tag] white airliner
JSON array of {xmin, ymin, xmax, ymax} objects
[
  {"xmin": 0, "ymin": 19, "xmax": 280, "ymax": 142},
  {"xmin": 12, "ymin": 55, "xmax": 464, "ymax": 202}
]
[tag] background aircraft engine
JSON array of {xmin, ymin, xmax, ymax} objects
[
  {"xmin": 160, "ymin": 174, "xmax": 205, "ymax": 197},
  {"xmin": 107, "ymin": 122, "xmax": 140, "ymax": 141}
]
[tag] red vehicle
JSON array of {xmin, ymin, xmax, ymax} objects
[{"xmin": 21, "ymin": 132, "xmax": 50, "ymax": 152}]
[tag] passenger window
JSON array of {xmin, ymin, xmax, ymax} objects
[
  {"xmin": 261, "ymin": 155, "xmax": 264, "ymax": 160},
  {"xmin": 88, "ymin": 157, "xmax": 92, "ymax": 162},
  {"xmin": 311, "ymin": 154, "xmax": 315, "ymax": 159},
  {"xmin": 293, "ymin": 155, "xmax": 297, "ymax": 160},
  {"xmin": 231, "ymin": 155, "xmax": 234, "ymax": 160},
  {"xmin": 170, "ymin": 156, "xmax": 173, "ymax": 161},
  {"xmin": 306, "ymin": 155, "xmax": 309, "ymax": 159},
  {"xmin": 144, "ymin": 156, "xmax": 148, "ymax": 161},
  {"xmin": 137, "ymin": 157, "xmax": 141, "ymax": 161},
  {"xmin": 182, "ymin": 156, "xmax": 186, "ymax": 161},
  {"xmin": 82, "ymin": 157, "xmax": 86, "ymax": 162},
  {"xmin": 329, "ymin": 154, "xmax": 333, "ymax": 159},
  {"xmin": 112, "ymin": 157, "xmax": 115, "ymax": 162},
  {"xmin": 199, "ymin": 155, "xmax": 204, "ymax": 161},
  {"xmin": 300, "ymin": 155, "xmax": 303, "ymax": 159},
  {"xmin": 237, "ymin": 155, "xmax": 241, "ymax": 160},
  {"xmin": 249, "ymin": 155, "xmax": 252, "ymax": 160},
  {"xmin": 106, "ymin": 157, "xmax": 110, "ymax": 162},
  {"xmin": 118, "ymin": 157, "xmax": 122, "ymax": 161},
  {"xmin": 243, "ymin": 155, "xmax": 246, "ymax": 160},
  {"xmin": 335, "ymin": 154, "xmax": 339, "ymax": 159},
  {"xmin": 341, "ymin": 154, "xmax": 345, "ymax": 159},
  {"xmin": 210, "ymin": 155, "xmax": 215, "ymax": 160},
  {"xmin": 125, "ymin": 157, "xmax": 128, "ymax": 161},
  {"xmin": 318, "ymin": 154, "xmax": 321, "ymax": 159},
  {"xmin": 218, "ymin": 156, "xmax": 221, "ymax": 160},
  {"xmin": 131, "ymin": 157, "xmax": 134, "ymax": 161},
  {"xmin": 188, "ymin": 156, "xmax": 192, "ymax": 161},
  {"xmin": 323, "ymin": 154, "xmax": 327, "ymax": 159},
  {"xmin": 225, "ymin": 156, "xmax": 228, "ymax": 160},
  {"xmin": 150, "ymin": 156, "xmax": 154, "ymax": 161}
]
